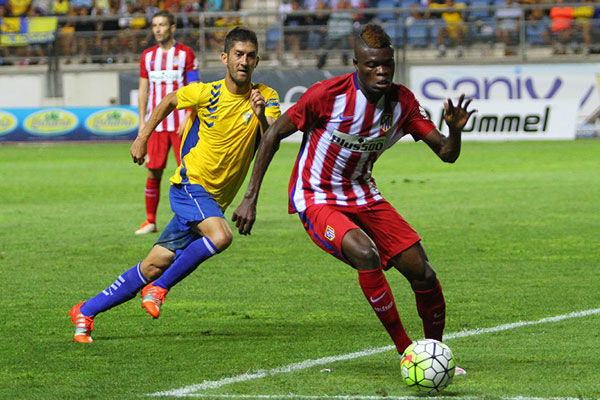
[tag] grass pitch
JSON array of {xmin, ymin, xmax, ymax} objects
[{"xmin": 0, "ymin": 139, "xmax": 598, "ymax": 399}]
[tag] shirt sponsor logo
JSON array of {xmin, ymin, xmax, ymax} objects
[
  {"xmin": 85, "ymin": 108, "xmax": 138, "ymax": 135},
  {"xmin": 23, "ymin": 109, "xmax": 78, "ymax": 136},
  {"xmin": 149, "ymin": 70, "xmax": 181, "ymax": 82},
  {"xmin": 330, "ymin": 130, "xmax": 386, "ymax": 153},
  {"xmin": 325, "ymin": 225, "xmax": 335, "ymax": 240},
  {"xmin": 0, "ymin": 110, "xmax": 17, "ymax": 135}
]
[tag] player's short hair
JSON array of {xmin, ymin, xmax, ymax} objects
[
  {"xmin": 152, "ymin": 10, "xmax": 176, "ymax": 26},
  {"xmin": 356, "ymin": 23, "xmax": 392, "ymax": 49},
  {"xmin": 224, "ymin": 27, "xmax": 259, "ymax": 54}
]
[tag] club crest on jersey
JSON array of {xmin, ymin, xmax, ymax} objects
[
  {"xmin": 380, "ymin": 113, "xmax": 393, "ymax": 132},
  {"xmin": 325, "ymin": 225, "xmax": 335, "ymax": 240},
  {"xmin": 242, "ymin": 111, "xmax": 253, "ymax": 125},
  {"xmin": 330, "ymin": 130, "xmax": 386, "ymax": 153}
]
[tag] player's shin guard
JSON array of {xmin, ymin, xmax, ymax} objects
[
  {"xmin": 80, "ymin": 263, "xmax": 149, "ymax": 317},
  {"xmin": 413, "ymin": 279, "xmax": 446, "ymax": 341},
  {"xmin": 153, "ymin": 236, "xmax": 219, "ymax": 290},
  {"xmin": 358, "ymin": 268, "xmax": 412, "ymax": 354},
  {"xmin": 145, "ymin": 177, "xmax": 160, "ymax": 224}
]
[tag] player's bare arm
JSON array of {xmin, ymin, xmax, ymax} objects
[
  {"xmin": 131, "ymin": 91, "xmax": 179, "ymax": 165},
  {"xmin": 232, "ymin": 113, "xmax": 298, "ymax": 235},
  {"xmin": 423, "ymin": 94, "xmax": 476, "ymax": 163}
]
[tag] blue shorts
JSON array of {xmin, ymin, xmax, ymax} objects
[{"xmin": 155, "ymin": 183, "xmax": 224, "ymax": 254}]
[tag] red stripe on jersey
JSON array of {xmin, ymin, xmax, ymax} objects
[
  {"xmin": 172, "ymin": 47, "xmax": 181, "ymax": 130},
  {"xmin": 159, "ymin": 48, "xmax": 168, "ymax": 131},
  {"xmin": 341, "ymin": 97, "xmax": 376, "ymax": 206}
]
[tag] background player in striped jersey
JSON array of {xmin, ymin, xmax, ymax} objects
[
  {"xmin": 136, "ymin": 10, "xmax": 199, "ymax": 235},
  {"xmin": 69, "ymin": 27, "xmax": 280, "ymax": 343},
  {"xmin": 233, "ymin": 24, "xmax": 475, "ymax": 367}
]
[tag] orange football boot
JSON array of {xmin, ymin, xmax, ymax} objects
[
  {"xmin": 141, "ymin": 283, "xmax": 169, "ymax": 319},
  {"xmin": 69, "ymin": 302, "xmax": 94, "ymax": 343}
]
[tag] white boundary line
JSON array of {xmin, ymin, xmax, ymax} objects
[
  {"xmin": 148, "ymin": 308, "xmax": 600, "ymax": 398},
  {"xmin": 182, "ymin": 396, "xmax": 594, "ymax": 400}
]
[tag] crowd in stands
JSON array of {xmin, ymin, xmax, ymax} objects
[{"xmin": 1, "ymin": 0, "xmax": 599, "ymax": 66}]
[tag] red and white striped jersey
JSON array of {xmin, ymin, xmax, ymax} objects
[
  {"xmin": 286, "ymin": 72, "xmax": 436, "ymax": 214},
  {"xmin": 140, "ymin": 42, "xmax": 198, "ymax": 132}
]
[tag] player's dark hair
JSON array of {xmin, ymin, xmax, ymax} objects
[
  {"xmin": 356, "ymin": 23, "xmax": 392, "ymax": 49},
  {"xmin": 152, "ymin": 10, "xmax": 176, "ymax": 26},
  {"xmin": 224, "ymin": 26, "xmax": 259, "ymax": 54}
]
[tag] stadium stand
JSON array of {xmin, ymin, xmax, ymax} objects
[{"xmin": 0, "ymin": 0, "xmax": 599, "ymax": 67}]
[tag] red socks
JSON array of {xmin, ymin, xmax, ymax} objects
[
  {"xmin": 144, "ymin": 177, "xmax": 160, "ymax": 224},
  {"xmin": 358, "ymin": 268, "xmax": 412, "ymax": 354},
  {"xmin": 413, "ymin": 279, "xmax": 446, "ymax": 341}
]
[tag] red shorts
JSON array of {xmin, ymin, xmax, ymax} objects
[
  {"xmin": 299, "ymin": 200, "xmax": 421, "ymax": 268},
  {"xmin": 146, "ymin": 130, "xmax": 182, "ymax": 170}
]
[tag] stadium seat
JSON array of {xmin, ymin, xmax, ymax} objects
[
  {"xmin": 406, "ymin": 22, "xmax": 430, "ymax": 47},
  {"xmin": 525, "ymin": 18, "xmax": 550, "ymax": 45},
  {"xmin": 376, "ymin": 0, "xmax": 400, "ymax": 23}
]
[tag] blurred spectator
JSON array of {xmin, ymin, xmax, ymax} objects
[
  {"xmin": 94, "ymin": 3, "xmax": 120, "ymax": 63},
  {"xmin": 50, "ymin": 0, "xmax": 68, "ymax": 15},
  {"xmin": 549, "ymin": 0, "xmax": 573, "ymax": 54},
  {"xmin": 70, "ymin": 0, "xmax": 92, "ymax": 11},
  {"xmin": 525, "ymin": 7, "xmax": 551, "ymax": 46},
  {"xmin": 74, "ymin": 5, "xmax": 99, "ymax": 62},
  {"xmin": 7, "ymin": 0, "xmax": 32, "ymax": 16},
  {"xmin": 118, "ymin": 0, "xmax": 148, "ymax": 59},
  {"xmin": 573, "ymin": 0, "xmax": 594, "ymax": 54},
  {"xmin": 206, "ymin": 15, "xmax": 241, "ymax": 50},
  {"xmin": 430, "ymin": 0, "xmax": 467, "ymax": 57},
  {"xmin": 206, "ymin": 0, "xmax": 221, "ymax": 10},
  {"xmin": 31, "ymin": 0, "xmax": 51, "ymax": 15},
  {"xmin": 92, "ymin": 0, "xmax": 110, "ymax": 15},
  {"xmin": 494, "ymin": 0, "xmax": 522, "ymax": 55},
  {"xmin": 58, "ymin": 6, "xmax": 76, "ymax": 62},
  {"xmin": 317, "ymin": 0, "xmax": 354, "ymax": 69},
  {"xmin": 275, "ymin": 0, "xmax": 306, "ymax": 66},
  {"xmin": 307, "ymin": 0, "xmax": 329, "ymax": 52},
  {"xmin": 223, "ymin": 0, "xmax": 239, "ymax": 10}
]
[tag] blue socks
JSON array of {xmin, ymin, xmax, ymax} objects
[
  {"xmin": 81, "ymin": 263, "xmax": 149, "ymax": 317},
  {"xmin": 154, "ymin": 236, "xmax": 218, "ymax": 290},
  {"xmin": 80, "ymin": 237, "xmax": 218, "ymax": 317}
]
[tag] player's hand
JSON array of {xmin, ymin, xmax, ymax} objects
[
  {"xmin": 232, "ymin": 197, "xmax": 256, "ymax": 235},
  {"xmin": 130, "ymin": 137, "xmax": 148, "ymax": 165},
  {"xmin": 176, "ymin": 122, "xmax": 186, "ymax": 138},
  {"xmin": 250, "ymin": 86, "xmax": 266, "ymax": 119},
  {"xmin": 443, "ymin": 94, "xmax": 476, "ymax": 133}
]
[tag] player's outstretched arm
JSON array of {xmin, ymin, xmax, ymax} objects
[
  {"xmin": 131, "ymin": 91, "xmax": 179, "ymax": 165},
  {"xmin": 232, "ymin": 113, "xmax": 298, "ymax": 235},
  {"xmin": 423, "ymin": 94, "xmax": 476, "ymax": 163}
]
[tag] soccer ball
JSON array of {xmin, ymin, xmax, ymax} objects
[{"xmin": 400, "ymin": 339, "xmax": 456, "ymax": 394}]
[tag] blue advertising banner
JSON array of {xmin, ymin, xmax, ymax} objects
[{"xmin": 0, "ymin": 107, "xmax": 139, "ymax": 142}]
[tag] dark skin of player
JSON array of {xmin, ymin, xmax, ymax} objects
[{"xmin": 232, "ymin": 40, "xmax": 476, "ymax": 290}]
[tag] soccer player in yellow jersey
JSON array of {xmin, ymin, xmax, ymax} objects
[{"xmin": 68, "ymin": 27, "xmax": 281, "ymax": 343}]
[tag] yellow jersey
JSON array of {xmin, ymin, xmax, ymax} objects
[{"xmin": 170, "ymin": 79, "xmax": 281, "ymax": 211}]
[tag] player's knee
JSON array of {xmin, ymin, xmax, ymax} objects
[
  {"xmin": 342, "ymin": 229, "xmax": 381, "ymax": 269},
  {"xmin": 206, "ymin": 229, "xmax": 233, "ymax": 252},
  {"xmin": 345, "ymin": 243, "xmax": 381, "ymax": 269}
]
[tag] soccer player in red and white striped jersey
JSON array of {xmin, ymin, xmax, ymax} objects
[
  {"xmin": 136, "ymin": 11, "xmax": 199, "ymax": 235},
  {"xmin": 233, "ymin": 23, "xmax": 475, "ymax": 366}
]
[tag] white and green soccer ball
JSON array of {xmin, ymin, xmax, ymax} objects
[{"xmin": 400, "ymin": 339, "xmax": 456, "ymax": 394}]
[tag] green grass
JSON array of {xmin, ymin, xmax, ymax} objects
[{"xmin": 0, "ymin": 139, "xmax": 599, "ymax": 399}]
